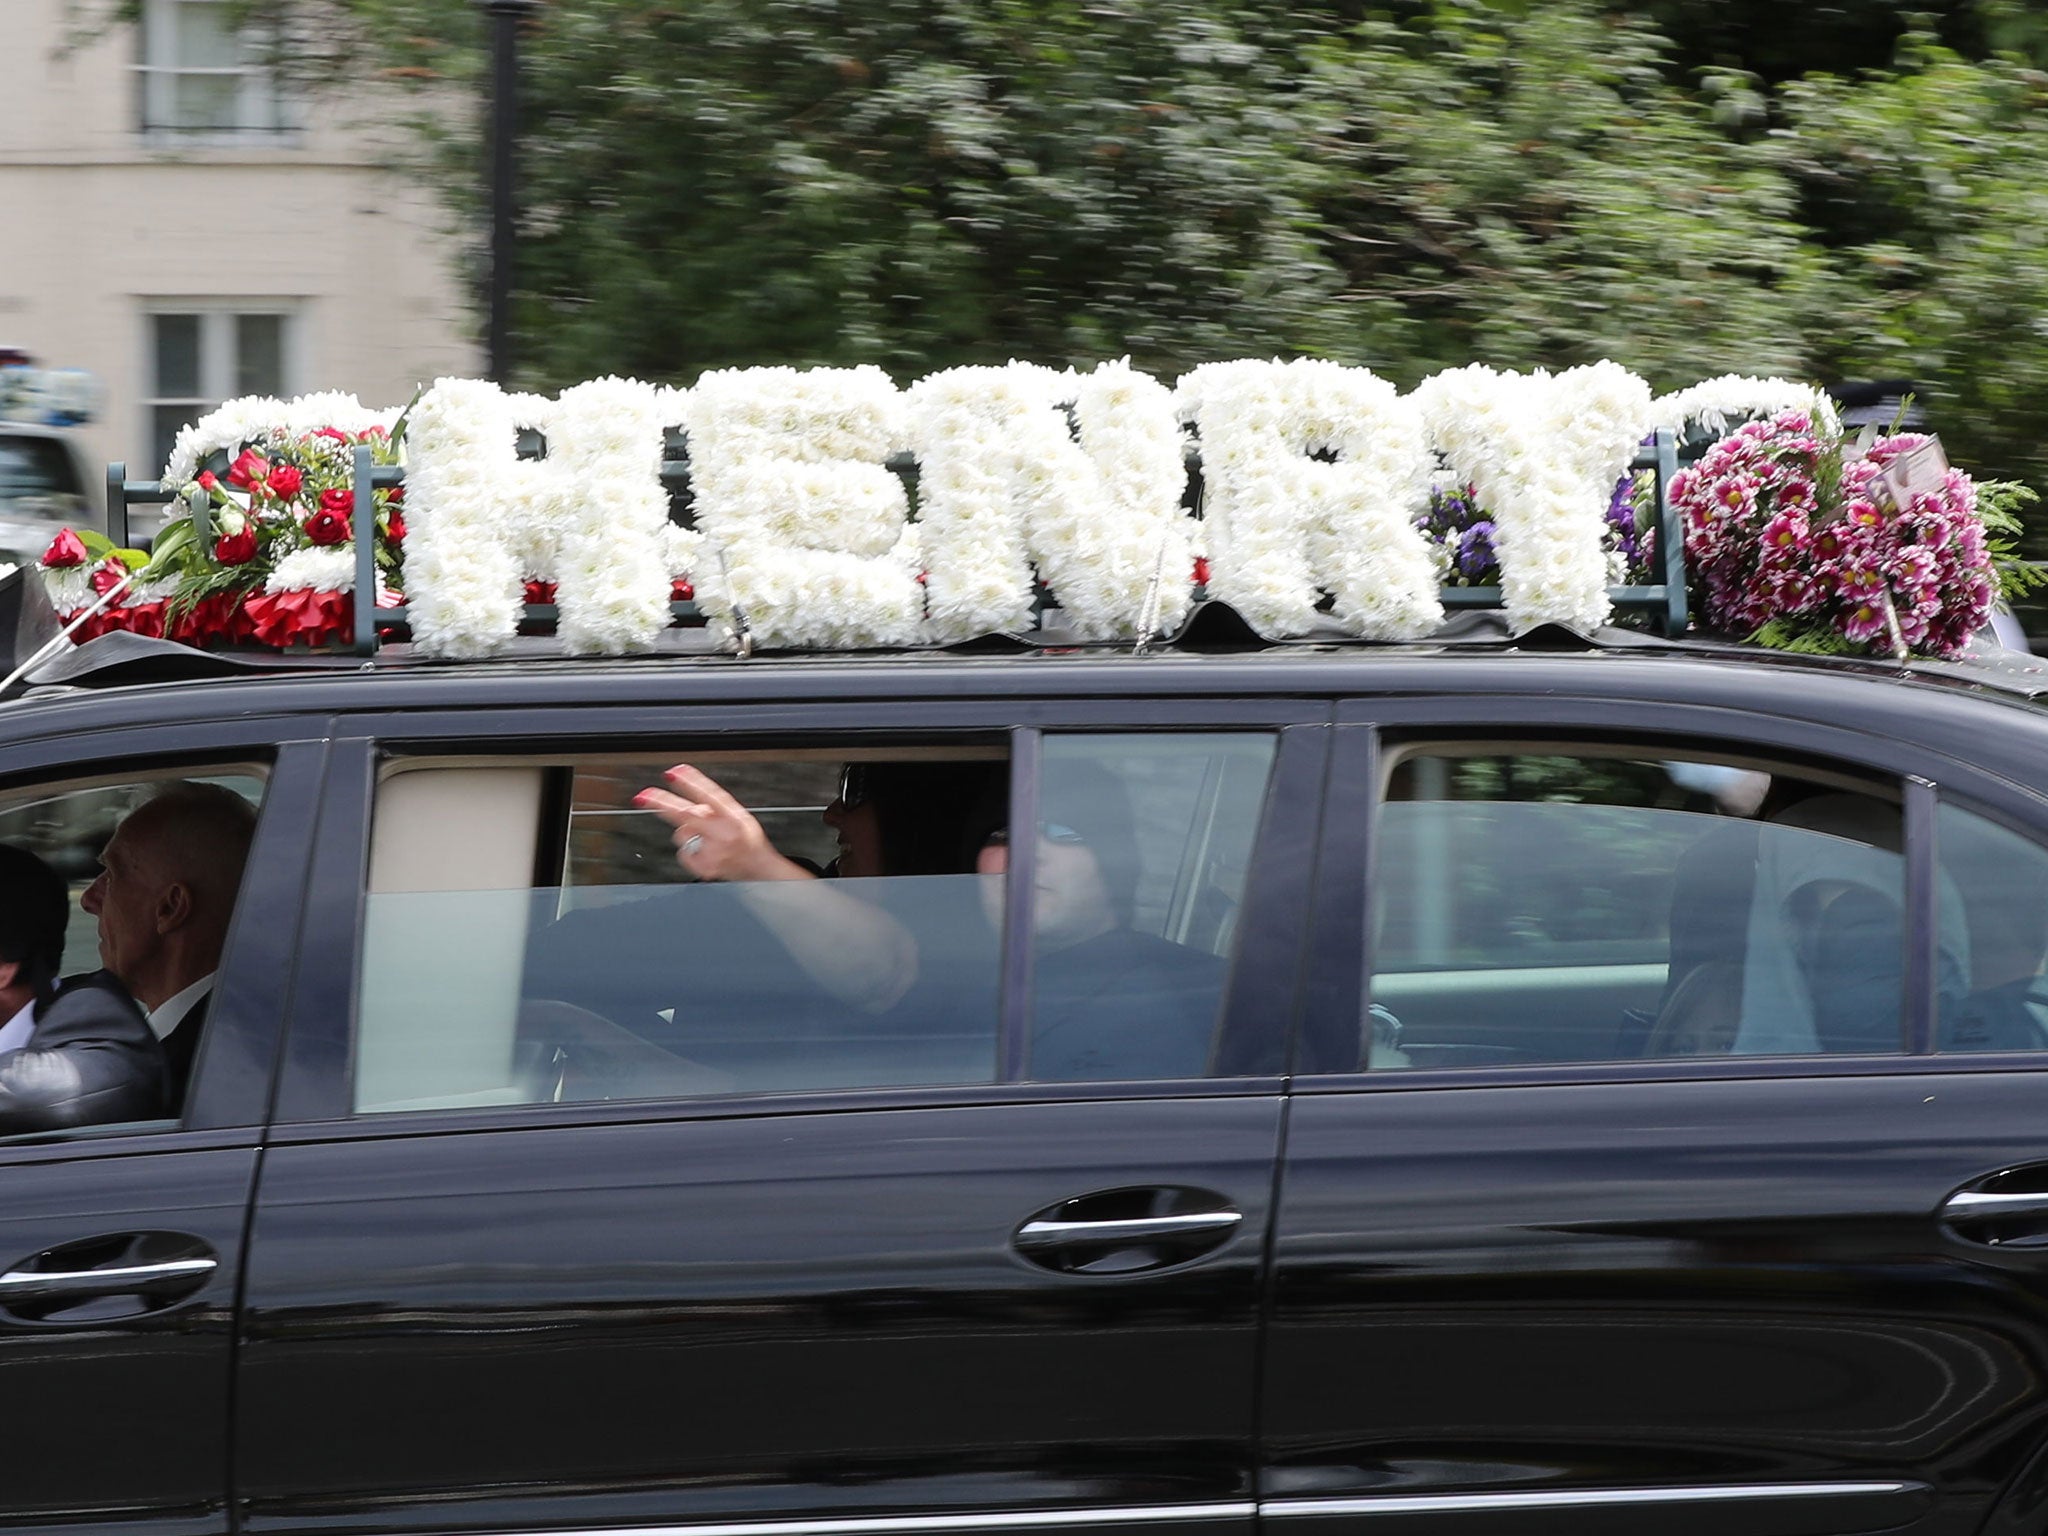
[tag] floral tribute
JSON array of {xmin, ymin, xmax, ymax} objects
[
  {"xmin": 1671, "ymin": 409, "xmax": 2037, "ymax": 660},
  {"xmin": 42, "ymin": 394, "xmax": 405, "ymax": 648},
  {"xmin": 1176, "ymin": 359, "xmax": 1438, "ymax": 640},
  {"xmin": 32, "ymin": 365, "xmax": 2035, "ymax": 662}
]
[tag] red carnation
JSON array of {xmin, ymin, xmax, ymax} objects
[
  {"xmin": 316, "ymin": 427, "xmax": 351, "ymax": 443},
  {"xmin": 305, "ymin": 509, "xmax": 351, "ymax": 546},
  {"xmin": 196, "ymin": 470, "xmax": 221, "ymax": 493},
  {"xmin": 267, "ymin": 464, "xmax": 304, "ymax": 500},
  {"xmin": 1192, "ymin": 556, "xmax": 1211, "ymax": 587},
  {"xmin": 41, "ymin": 528, "xmax": 87, "ymax": 569},
  {"xmin": 227, "ymin": 449, "xmax": 271, "ymax": 490},
  {"xmin": 215, "ymin": 530, "xmax": 259, "ymax": 565},
  {"xmin": 318, "ymin": 487, "xmax": 353, "ymax": 517}
]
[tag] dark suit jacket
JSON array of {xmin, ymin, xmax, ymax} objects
[
  {"xmin": 0, "ymin": 970, "xmax": 169, "ymax": 1134},
  {"xmin": 159, "ymin": 989, "xmax": 208, "ymax": 1111}
]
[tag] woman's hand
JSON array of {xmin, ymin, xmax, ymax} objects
[{"xmin": 634, "ymin": 764, "xmax": 811, "ymax": 883}]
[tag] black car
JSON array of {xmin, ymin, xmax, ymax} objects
[{"xmin": 3, "ymin": 615, "xmax": 2048, "ymax": 1536}]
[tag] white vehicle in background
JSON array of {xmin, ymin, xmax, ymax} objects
[{"xmin": 0, "ymin": 424, "xmax": 97, "ymax": 570}]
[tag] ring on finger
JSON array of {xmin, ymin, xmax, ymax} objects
[{"xmin": 680, "ymin": 834, "xmax": 705, "ymax": 857}]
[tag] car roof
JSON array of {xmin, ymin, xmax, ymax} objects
[{"xmin": 11, "ymin": 617, "xmax": 2048, "ymax": 787}]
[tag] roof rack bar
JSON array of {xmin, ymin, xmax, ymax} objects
[
  {"xmin": 106, "ymin": 461, "xmax": 126, "ymax": 548},
  {"xmin": 353, "ymin": 445, "xmax": 376, "ymax": 655},
  {"xmin": 1651, "ymin": 428, "xmax": 1687, "ymax": 637}
]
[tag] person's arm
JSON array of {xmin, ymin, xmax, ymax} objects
[{"xmin": 635, "ymin": 765, "xmax": 917, "ymax": 1013}]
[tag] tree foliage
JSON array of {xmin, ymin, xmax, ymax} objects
[{"xmin": 134, "ymin": 0, "xmax": 2048, "ymax": 530}]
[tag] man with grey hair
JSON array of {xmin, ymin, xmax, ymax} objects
[{"xmin": 82, "ymin": 782, "xmax": 257, "ymax": 1106}]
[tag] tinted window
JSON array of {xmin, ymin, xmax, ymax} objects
[
  {"xmin": 1936, "ymin": 801, "xmax": 2048, "ymax": 1052},
  {"xmin": 352, "ymin": 734, "xmax": 1276, "ymax": 1113},
  {"xmin": 1367, "ymin": 751, "xmax": 1906, "ymax": 1069},
  {"xmin": 0, "ymin": 435, "xmax": 82, "ymax": 501},
  {"xmin": 1019, "ymin": 734, "xmax": 1273, "ymax": 1081}
]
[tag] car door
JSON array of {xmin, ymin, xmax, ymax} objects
[
  {"xmin": 0, "ymin": 732, "xmax": 320, "ymax": 1536},
  {"xmin": 236, "ymin": 700, "xmax": 1325, "ymax": 1536},
  {"xmin": 1262, "ymin": 696, "xmax": 2048, "ymax": 1536}
]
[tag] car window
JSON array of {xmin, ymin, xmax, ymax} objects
[
  {"xmin": 351, "ymin": 732, "xmax": 1276, "ymax": 1113},
  {"xmin": 1935, "ymin": 801, "xmax": 2048, "ymax": 1052},
  {"xmin": 1021, "ymin": 734, "xmax": 1274, "ymax": 1081},
  {"xmin": 1366, "ymin": 749, "xmax": 1906, "ymax": 1069},
  {"xmin": 0, "ymin": 766, "xmax": 266, "ymax": 1131},
  {"xmin": 0, "ymin": 434, "xmax": 82, "ymax": 501}
]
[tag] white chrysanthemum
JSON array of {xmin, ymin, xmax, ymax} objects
[
  {"xmin": 1651, "ymin": 375, "xmax": 1840, "ymax": 439},
  {"xmin": 685, "ymin": 364, "xmax": 920, "ymax": 649},
  {"xmin": 546, "ymin": 376, "xmax": 674, "ymax": 655},
  {"xmin": 403, "ymin": 377, "xmax": 526, "ymax": 658},
  {"xmin": 1176, "ymin": 358, "xmax": 1438, "ymax": 640},
  {"xmin": 267, "ymin": 545, "xmax": 356, "ymax": 594},
  {"xmin": 1417, "ymin": 360, "xmax": 1650, "ymax": 635},
  {"xmin": 908, "ymin": 359, "xmax": 1193, "ymax": 643}
]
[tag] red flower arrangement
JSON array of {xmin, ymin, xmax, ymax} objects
[{"xmin": 36, "ymin": 418, "xmax": 406, "ymax": 650}]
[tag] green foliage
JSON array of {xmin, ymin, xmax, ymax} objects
[
  {"xmin": 1748, "ymin": 618, "xmax": 1860, "ymax": 656},
  {"xmin": 135, "ymin": 0, "xmax": 2048, "ymax": 555},
  {"xmin": 1979, "ymin": 480, "xmax": 2047, "ymax": 603}
]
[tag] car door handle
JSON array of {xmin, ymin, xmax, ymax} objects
[
  {"xmin": 1012, "ymin": 1187, "xmax": 1245, "ymax": 1274},
  {"xmin": 0, "ymin": 1256, "xmax": 217, "ymax": 1302},
  {"xmin": 1015, "ymin": 1210, "xmax": 1243, "ymax": 1250},
  {"xmin": 1941, "ymin": 1189, "xmax": 2048, "ymax": 1224}
]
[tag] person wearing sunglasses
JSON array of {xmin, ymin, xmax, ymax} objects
[{"xmin": 975, "ymin": 759, "xmax": 1225, "ymax": 1081}]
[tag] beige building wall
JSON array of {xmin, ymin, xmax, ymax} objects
[{"xmin": 0, "ymin": 0, "xmax": 480, "ymax": 503}]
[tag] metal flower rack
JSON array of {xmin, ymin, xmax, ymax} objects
[{"xmin": 102, "ymin": 429, "xmax": 1691, "ymax": 657}]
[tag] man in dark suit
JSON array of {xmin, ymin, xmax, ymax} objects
[
  {"xmin": 0, "ymin": 844, "xmax": 167, "ymax": 1133},
  {"xmin": 80, "ymin": 782, "xmax": 256, "ymax": 1107}
]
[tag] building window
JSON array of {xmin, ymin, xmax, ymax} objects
[
  {"xmin": 135, "ymin": 0, "xmax": 290, "ymax": 136},
  {"xmin": 142, "ymin": 306, "xmax": 296, "ymax": 476}
]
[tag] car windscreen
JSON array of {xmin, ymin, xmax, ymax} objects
[{"xmin": 0, "ymin": 434, "xmax": 81, "ymax": 499}]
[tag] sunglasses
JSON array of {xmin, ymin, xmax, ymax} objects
[
  {"xmin": 836, "ymin": 764, "xmax": 871, "ymax": 810},
  {"xmin": 984, "ymin": 821, "xmax": 1087, "ymax": 848}
]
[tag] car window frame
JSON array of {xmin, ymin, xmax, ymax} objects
[
  {"xmin": 267, "ymin": 695, "xmax": 1328, "ymax": 1135},
  {"xmin": 1300, "ymin": 692, "xmax": 2043, "ymax": 1093},
  {"xmin": 0, "ymin": 729, "xmax": 328, "ymax": 1150}
]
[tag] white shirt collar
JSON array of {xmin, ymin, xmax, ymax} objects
[
  {"xmin": 148, "ymin": 973, "xmax": 215, "ymax": 1041},
  {"xmin": 0, "ymin": 998, "xmax": 35, "ymax": 1055}
]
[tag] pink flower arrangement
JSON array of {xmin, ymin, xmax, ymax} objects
[{"xmin": 1672, "ymin": 411, "xmax": 1998, "ymax": 660}]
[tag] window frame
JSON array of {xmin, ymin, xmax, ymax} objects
[
  {"xmin": 268, "ymin": 699, "xmax": 1327, "ymax": 1135},
  {"xmin": 139, "ymin": 301, "xmax": 301, "ymax": 480},
  {"xmin": 1300, "ymin": 694, "xmax": 2004, "ymax": 1093},
  {"xmin": 133, "ymin": 0, "xmax": 295, "ymax": 140},
  {"xmin": 0, "ymin": 734, "xmax": 327, "ymax": 1149}
]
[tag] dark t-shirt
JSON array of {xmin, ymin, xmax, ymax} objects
[{"xmin": 1027, "ymin": 927, "xmax": 1225, "ymax": 1081}]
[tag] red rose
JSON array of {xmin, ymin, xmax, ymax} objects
[
  {"xmin": 1192, "ymin": 556, "xmax": 1211, "ymax": 587},
  {"xmin": 227, "ymin": 449, "xmax": 270, "ymax": 490},
  {"xmin": 318, "ymin": 487, "xmax": 353, "ymax": 517},
  {"xmin": 305, "ymin": 509, "xmax": 351, "ymax": 545},
  {"xmin": 523, "ymin": 579, "xmax": 558, "ymax": 605},
  {"xmin": 196, "ymin": 470, "xmax": 221, "ymax": 493},
  {"xmin": 267, "ymin": 464, "xmax": 304, "ymax": 500},
  {"xmin": 384, "ymin": 511, "xmax": 407, "ymax": 543},
  {"xmin": 670, "ymin": 577, "xmax": 694, "ymax": 601},
  {"xmin": 215, "ymin": 530, "xmax": 259, "ymax": 565},
  {"xmin": 384, "ymin": 484, "xmax": 404, "ymax": 504},
  {"xmin": 316, "ymin": 427, "xmax": 351, "ymax": 443},
  {"xmin": 89, "ymin": 559, "xmax": 126, "ymax": 595},
  {"xmin": 41, "ymin": 528, "xmax": 87, "ymax": 568}
]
